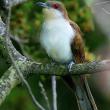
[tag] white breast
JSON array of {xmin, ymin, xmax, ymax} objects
[{"xmin": 40, "ymin": 18, "xmax": 76, "ymax": 63}]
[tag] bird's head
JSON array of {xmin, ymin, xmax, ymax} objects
[{"xmin": 36, "ymin": 1, "xmax": 68, "ymax": 20}]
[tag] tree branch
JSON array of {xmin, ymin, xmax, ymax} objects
[
  {"xmin": 31, "ymin": 60, "xmax": 110, "ymax": 75},
  {"xmin": 1, "ymin": 0, "xmax": 27, "ymax": 9},
  {"xmin": 0, "ymin": 59, "xmax": 110, "ymax": 105},
  {"xmin": 0, "ymin": 16, "xmax": 110, "ymax": 106}
]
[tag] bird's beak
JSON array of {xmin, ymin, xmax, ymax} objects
[{"xmin": 36, "ymin": 2, "xmax": 48, "ymax": 8}]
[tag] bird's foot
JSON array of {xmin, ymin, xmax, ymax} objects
[
  {"xmin": 50, "ymin": 60, "xmax": 56, "ymax": 66},
  {"xmin": 68, "ymin": 61, "xmax": 75, "ymax": 72}
]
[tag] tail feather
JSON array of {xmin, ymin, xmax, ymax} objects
[
  {"xmin": 62, "ymin": 75, "xmax": 98, "ymax": 110},
  {"xmin": 74, "ymin": 76, "xmax": 93, "ymax": 110}
]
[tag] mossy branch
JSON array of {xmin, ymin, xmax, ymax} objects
[
  {"xmin": 0, "ymin": 16, "xmax": 110, "ymax": 105},
  {"xmin": 0, "ymin": 58, "xmax": 110, "ymax": 105}
]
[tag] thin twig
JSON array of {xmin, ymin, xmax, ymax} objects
[
  {"xmin": 5, "ymin": 2, "xmax": 45, "ymax": 110},
  {"xmin": 39, "ymin": 81, "xmax": 51, "ymax": 110},
  {"xmin": 84, "ymin": 78, "xmax": 98, "ymax": 110},
  {"xmin": 102, "ymin": 7, "xmax": 110, "ymax": 14},
  {"xmin": 94, "ymin": 1, "xmax": 110, "ymax": 6},
  {"xmin": 52, "ymin": 76, "xmax": 57, "ymax": 110},
  {"xmin": 94, "ymin": 0, "xmax": 110, "ymax": 15}
]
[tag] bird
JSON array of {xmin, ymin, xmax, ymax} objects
[{"xmin": 37, "ymin": 1, "xmax": 98, "ymax": 110}]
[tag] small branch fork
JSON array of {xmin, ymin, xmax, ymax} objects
[{"xmin": 94, "ymin": 1, "xmax": 110, "ymax": 15}]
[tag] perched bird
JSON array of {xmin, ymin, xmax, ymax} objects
[{"xmin": 37, "ymin": 1, "xmax": 97, "ymax": 110}]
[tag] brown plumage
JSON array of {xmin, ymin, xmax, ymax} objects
[{"xmin": 70, "ymin": 22, "xmax": 85, "ymax": 63}]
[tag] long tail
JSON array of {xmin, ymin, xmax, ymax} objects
[{"xmin": 62, "ymin": 75, "xmax": 98, "ymax": 110}]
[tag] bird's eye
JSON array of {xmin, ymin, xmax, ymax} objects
[{"xmin": 52, "ymin": 4, "xmax": 59, "ymax": 9}]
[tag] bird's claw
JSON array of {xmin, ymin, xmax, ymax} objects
[{"xmin": 68, "ymin": 61, "xmax": 75, "ymax": 72}]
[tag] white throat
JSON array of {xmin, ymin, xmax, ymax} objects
[
  {"xmin": 43, "ymin": 8, "xmax": 64, "ymax": 20},
  {"xmin": 40, "ymin": 18, "xmax": 76, "ymax": 63}
]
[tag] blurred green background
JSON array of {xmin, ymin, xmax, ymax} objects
[{"xmin": 0, "ymin": 0, "xmax": 109, "ymax": 110}]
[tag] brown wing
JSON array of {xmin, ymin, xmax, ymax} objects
[{"xmin": 70, "ymin": 20, "xmax": 85, "ymax": 63}]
